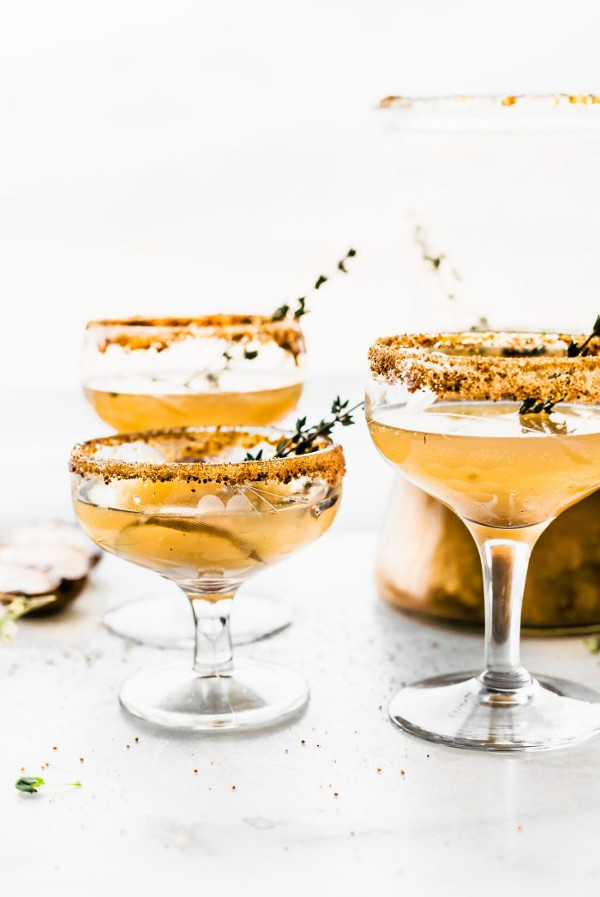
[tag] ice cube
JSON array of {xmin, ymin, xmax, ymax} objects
[
  {"xmin": 221, "ymin": 441, "xmax": 277, "ymax": 463},
  {"xmin": 83, "ymin": 479, "xmax": 127, "ymax": 510},
  {"xmin": 405, "ymin": 389, "xmax": 437, "ymax": 414},
  {"xmin": 95, "ymin": 440, "xmax": 165, "ymax": 464},
  {"xmin": 226, "ymin": 493, "xmax": 256, "ymax": 513},
  {"xmin": 196, "ymin": 495, "xmax": 225, "ymax": 515}
]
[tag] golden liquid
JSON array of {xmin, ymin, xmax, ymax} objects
[
  {"xmin": 369, "ymin": 401, "xmax": 600, "ymax": 528},
  {"xmin": 74, "ymin": 479, "xmax": 338, "ymax": 585},
  {"xmin": 85, "ymin": 381, "xmax": 303, "ymax": 431}
]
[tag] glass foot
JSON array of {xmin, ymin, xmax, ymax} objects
[
  {"xmin": 119, "ymin": 659, "xmax": 309, "ymax": 731},
  {"xmin": 104, "ymin": 592, "xmax": 292, "ymax": 648},
  {"xmin": 389, "ymin": 670, "xmax": 600, "ymax": 752}
]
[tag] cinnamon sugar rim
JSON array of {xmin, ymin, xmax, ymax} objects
[
  {"xmin": 69, "ymin": 427, "xmax": 345, "ymax": 487},
  {"xmin": 369, "ymin": 332, "xmax": 600, "ymax": 404},
  {"xmin": 379, "ymin": 94, "xmax": 600, "ymax": 108},
  {"xmin": 87, "ymin": 314, "xmax": 302, "ymax": 331},
  {"xmin": 86, "ymin": 315, "xmax": 305, "ymax": 360}
]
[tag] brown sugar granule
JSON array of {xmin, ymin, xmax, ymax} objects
[
  {"xmin": 193, "ymin": 769, "xmax": 198, "ymax": 774},
  {"xmin": 376, "ymin": 768, "xmax": 382, "ymax": 773},
  {"xmin": 79, "ymin": 757, "xmax": 84, "ymax": 762},
  {"xmin": 400, "ymin": 769, "xmax": 405, "ymax": 775},
  {"xmin": 333, "ymin": 792, "xmax": 339, "ymax": 797},
  {"xmin": 52, "ymin": 746, "xmax": 58, "ymax": 751},
  {"xmin": 231, "ymin": 785, "xmax": 237, "ymax": 791},
  {"xmin": 301, "ymin": 740, "xmax": 306, "ymax": 745}
]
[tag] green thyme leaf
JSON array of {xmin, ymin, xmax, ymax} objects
[
  {"xmin": 521, "ymin": 313, "xmax": 600, "ymax": 412},
  {"xmin": 271, "ymin": 248, "xmax": 356, "ymax": 321},
  {"xmin": 271, "ymin": 304, "xmax": 290, "ymax": 322},
  {"xmin": 16, "ymin": 776, "xmax": 45, "ymax": 793}
]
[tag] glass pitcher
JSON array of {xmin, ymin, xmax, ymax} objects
[{"xmin": 377, "ymin": 95, "xmax": 600, "ymax": 633}]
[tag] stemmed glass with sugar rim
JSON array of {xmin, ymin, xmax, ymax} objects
[
  {"xmin": 367, "ymin": 330, "xmax": 600, "ymax": 751},
  {"xmin": 70, "ymin": 426, "xmax": 344, "ymax": 730}
]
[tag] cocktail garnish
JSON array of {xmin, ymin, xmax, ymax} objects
[
  {"xmin": 15, "ymin": 776, "xmax": 45, "ymax": 793},
  {"xmin": 519, "ymin": 315, "xmax": 600, "ymax": 415},
  {"xmin": 138, "ymin": 516, "xmax": 266, "ymax": 564},
  {"xmin": 187, "ymin": 249, "xmax": 357, "ymax": 388},
  {"xmin": 567, "ymin": 315, "xmax": 600, "ymax": 357},
  {"xmin": 15, "ymin": 776, "xmax": 81, "ymax": 794},
  {"xmin": 244, "ymin": 396, "xmax": 362, "ymax": 461},
  {"xmin": 413, "ymin": 223, "xmax": 489, "ymax": 330},
  {"xmin": 271, "ymin": 248, "xmax": 357, "ymax": 322}
]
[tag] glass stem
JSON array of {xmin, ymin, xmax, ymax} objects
[
  {"xmin": 185, "ymin": 588, "xmax": 237, "ymax": 677},
  {"xmin": 467, "ymin": 522, "xmax": 550, "ymax": 693}
]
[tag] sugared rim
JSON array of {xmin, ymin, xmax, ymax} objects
[
  {"xmin": 378, "ymin": 95, "xmax": 600, "ymax": 132},
  {"xmin": 368, "ymin": 332, "xmax": 600, "ymax": 403},
  {"xmin": 379, "ymin": 94, "xmax": 600, "ymax": 109},
  {"xmin": 69, "ymin": 427, "xmax": 345, "ymax": 487},
  {"xmin": 86, "ymin": 315, "xmax": 306, "ymax": 360},
  {"xmin": 87, "ymin": 314, "xmax": 301, "ymax": 329}
]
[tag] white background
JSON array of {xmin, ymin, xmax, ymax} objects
[
  {"xmin": 3, "ymin": 0, "xmax": 600, "ymax": 389},
  {"xmin": 4, "ymin": 5, "xmax": 600, "ymax": 895}
]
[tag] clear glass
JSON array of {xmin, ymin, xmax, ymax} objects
[
  {"xmin": 83, "ymin": 315, "xmax": 306, "ymax": 646},
  {"xmin": 377, "ymin": 94, "xmax": 600, "ymax": 631},
  {"xmin": 70, "ymin": 426, "xmax": 344, "ymax": 731},
  {"xmin": 366, "ymin": 330, "xmax": 600, "ymax": 751},
  {"xmin": 83, "ymin": 316, "xmax": 306, "ymax": 431}
]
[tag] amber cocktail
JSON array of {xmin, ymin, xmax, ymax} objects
[
  {"xmin": 367, "ymin": 331, "xmax": 600, "ymax": 751},
  {"xmin": 84, "ymin": 316, "xmax": 305, "ymax": 430},
  {"xmin": 70, "ymin": 427, "xmax": 344, "ymax": 730}
]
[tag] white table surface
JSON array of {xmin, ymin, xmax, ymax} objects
[{"xmin": 4, "ymin": 528, "xmax": 600, "ymax": 897}]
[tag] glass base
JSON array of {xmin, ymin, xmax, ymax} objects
[
  {"xmin": 119, "ymin": 659, "xmax": 309, "ymax": 731},
  {"xmin": 104, "ymin": 592, "xmax": 292, "ymax": 648},
  {"xmin": 389, "ymin": 670, "xmax": 600, "ymax": 752}
]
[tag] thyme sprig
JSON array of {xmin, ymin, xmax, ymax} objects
[
  {"xmin": 271, "ymin": 248, "xmax": 357, "ymax": 322},
  {"xmin": 567, "ymin": 315, "xmax": 600, "ymax": 357},
  {"xmin": 15, "ymin": 776, "xmax": 81, "ymax": 794},
  {"xmin": 519, "ymin": 314, "xmax": 600, "ymax": 415},
  {"xmin": 187, "ymin": 249, "xmax": 357, "ymax": 388},
  {"xmin": 244, "ymin": 397, "xmax": 362, "ymax": 461},
  {"xmin": 518, "ymin": 396, "xmax": 565, "ymax": 415},
  {"xmin": 413, "ymin": 224, "xmax": 490, "ymax": 330}
]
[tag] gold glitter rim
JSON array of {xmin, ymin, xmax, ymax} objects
[
  {"xmin": 86, "ymin": 315, "xmax": 306, "ymax": 361},
  {"xmin": 368, "ymin": 332, "xmax": 600, "ymax": 404},
  {"xmin": 69, "ymin": 427, "xmax": 345, "ymax": 487},
  {"xmin": 379, "ymin": 94, "xmax": 600, "ymax": 109}
]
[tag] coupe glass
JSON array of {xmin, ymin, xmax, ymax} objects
[
  {"xmin": 70, "ymin": 426, "xmax": 344, "ymax": 730},
  {"xmin": 367, "ymin": 331, "xmax": 600, "ymax": 751},
  {"xmin": 83, "ymin": 315, "xmax": 306, "ymax": 647}
]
